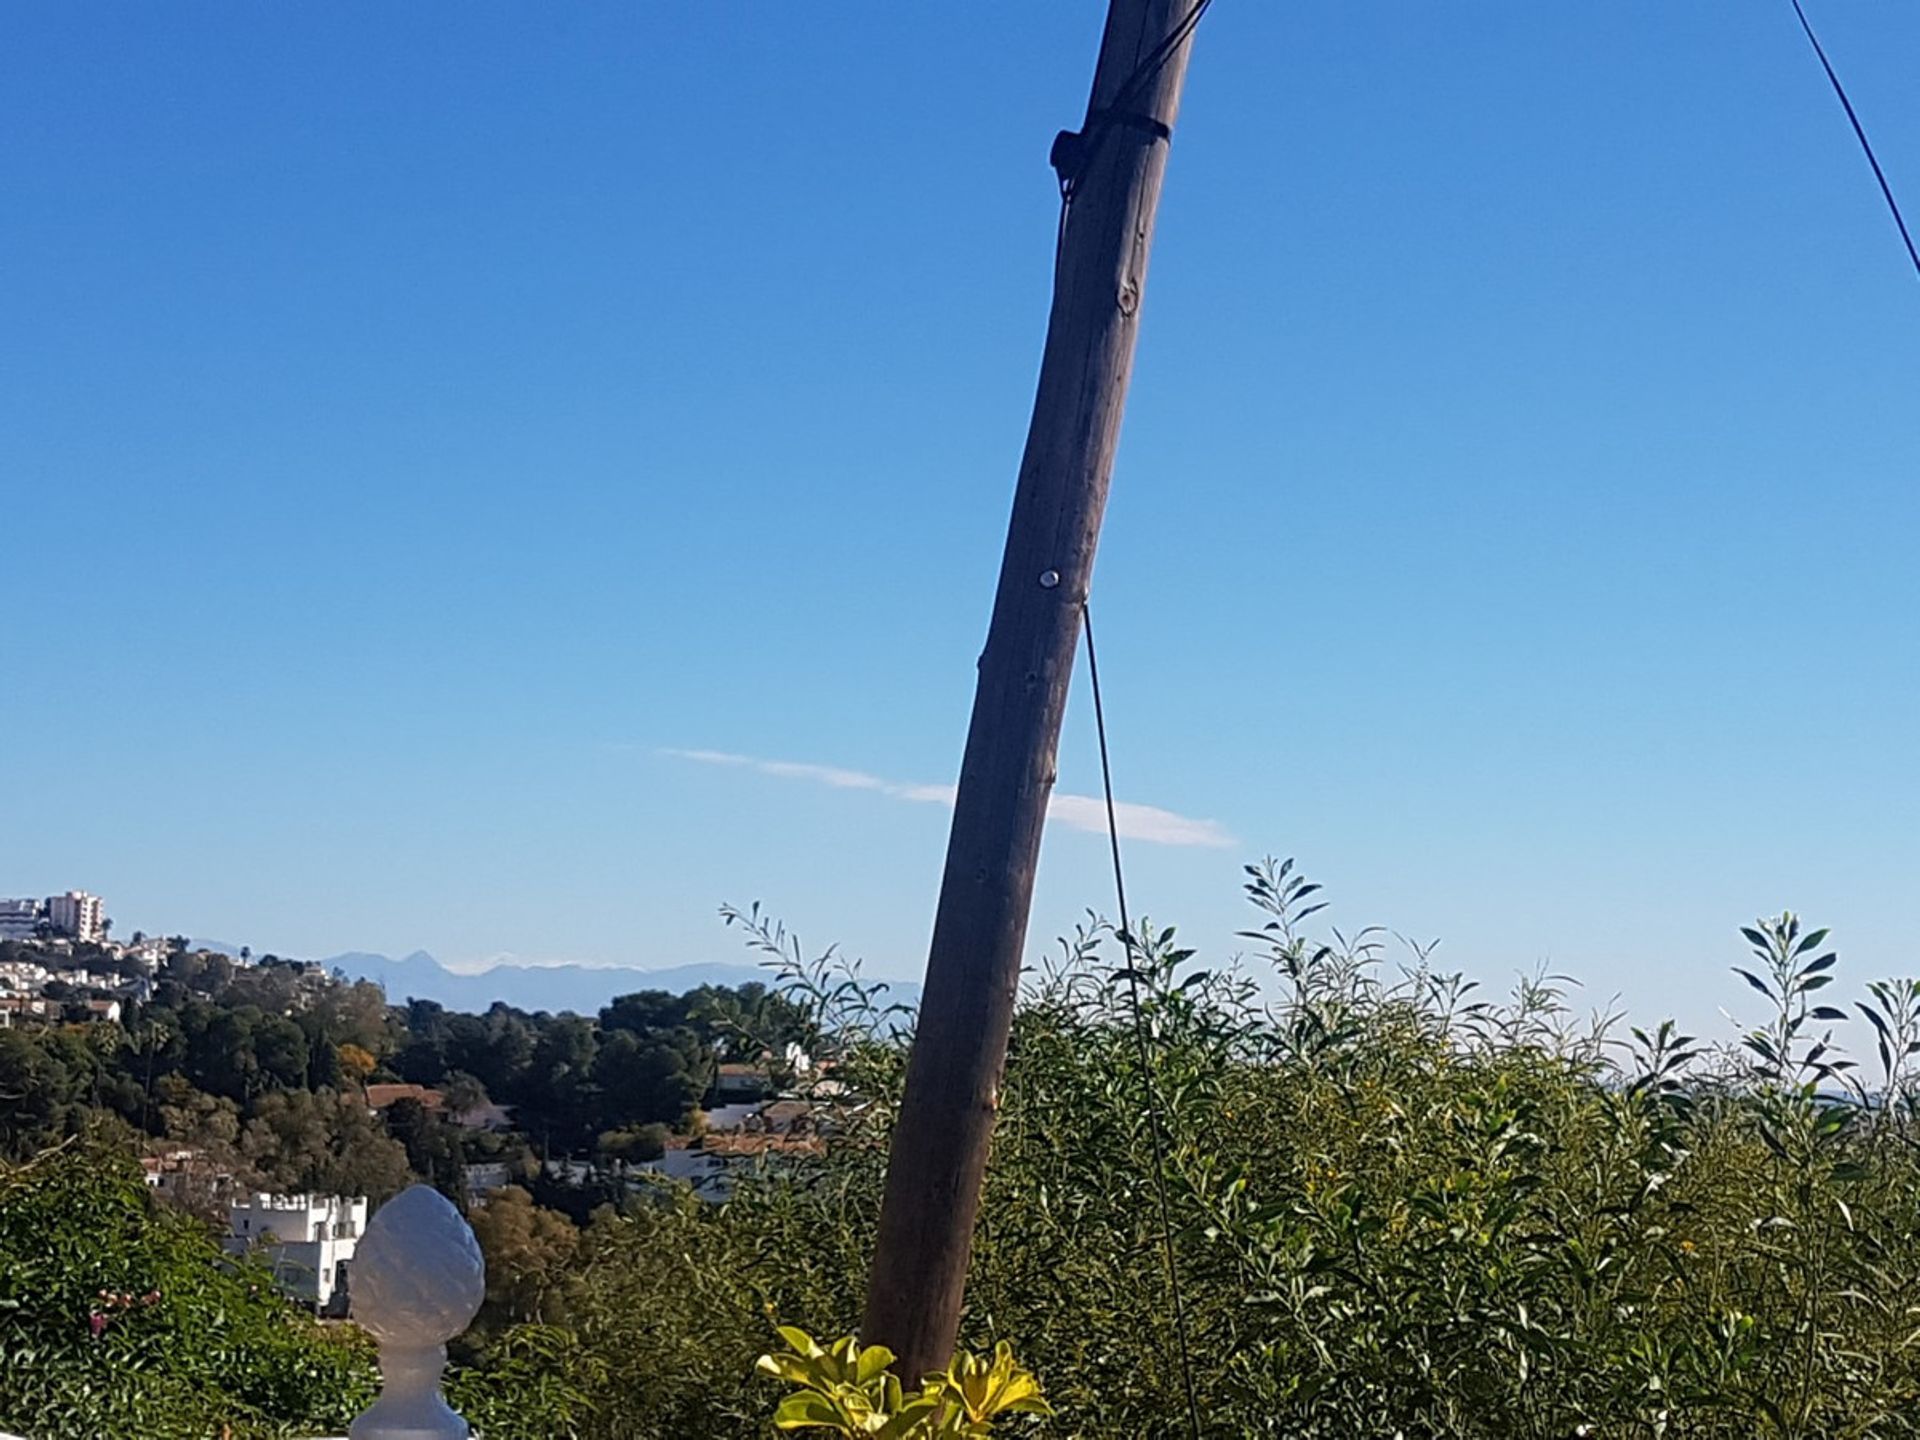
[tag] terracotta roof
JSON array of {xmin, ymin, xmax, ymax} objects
[{"xmin": 365, "ymin": 1083, "xmax": 445, "ymax": 1111}]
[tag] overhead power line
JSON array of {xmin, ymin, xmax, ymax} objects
[
  {"xmin": 1082, "ymin": 600, "xmax": 1204, "ymax": 1440},
  {"xmin": 1788, "ymin": 0, "xmax": 1920, "ymax": 282}
]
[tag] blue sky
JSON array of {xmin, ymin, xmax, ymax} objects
[{"xmin": 3, "ymin": 3, "xmax": 1916, "ymax": 1043}]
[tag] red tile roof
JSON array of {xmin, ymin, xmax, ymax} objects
[{"xmin": 364, "ymin": 1083, "xmax": 445, "ymax": 1111}]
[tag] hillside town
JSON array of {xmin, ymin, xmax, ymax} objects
[
  {"xmin": 2, "ymin": 890, "xmax": 170, "ymax": 1024},
  {"xmin": 1, "ymin": 884, "xmax": 856, "ymax": 1324}
]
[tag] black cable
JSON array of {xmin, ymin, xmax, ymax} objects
[
  {"xmin": 1110, "ymin": 0, "xmax": 1214, "ymax": 121},
  {"xmin": 1788, "ymin": 0, "xmax": 1920, "ymax": 282},
  {"xmin": 1046, "ymin": 15, "xmax": 1221, "ymax": 1417},
  {"xmin": 1082, "ymin": 600, "xmax": 1205, "ymax": 1440},
  {"xmin": 1056, "ymin": 0, "xmax": 1213, "ymax": 206},
  {"xmin": 1052, "ymin": 0, "xmax": 1215, "ymax": 286}
]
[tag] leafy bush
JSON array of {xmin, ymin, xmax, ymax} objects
[
  {"xmin": 447, "ymin": 1322, "xmax": 605, "ymax": 1440},
  {"xmin": 757, "ymin": 1327, "xmax": 1050, "ymax": 1436},
  {"xmin": 0, "ymin": 1138, "xmax": 374, "ymax": 1439},
  {"xmin": 514, "ymin": 867, "xmax": 1920, "ymax": 1438}
]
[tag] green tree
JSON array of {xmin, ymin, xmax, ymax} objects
[
  {"xmin": 182, "ymin": 1003, "xmax": 259, "ymax": 1100},
  {"xmin": 0, "ymin": 1141, "xmax": 373, "ymax": 1439},
  {"xmin": 242, "ymin": 1090, "xmax": 411, "ymax": 1200},
  {"xmin": 0, "ymin": 1030, "xmax": 69, "ymax": 1155},
  {"xmin": 591, "ymin": 1028, "xmax": 710, "ymax": 1132},
  {"xmin": 595, "ymin": 1122, "xmax": 669, "ymax": 1167},
  {"xmin": 442, "ymin": 1069, "xmax": 491, "ymax": 1118},
  {"xmin": 467, "ymin": 1185, "xmax": 580, "ymax": 1330},
  {"xmin": 383, "ymin": 1096, "xmax": 466, "ymax": 1202},
  {"xmin": 516, "ymin": 1014, "xmax": 601, "ymax": 1153},
  {"xmin": 600, "ymin": 989, "xmax": 686, "ymax": 1036},
  {"xmin": 252, "ymin": 1014, "xmax": 310, "ymax": 1092}
]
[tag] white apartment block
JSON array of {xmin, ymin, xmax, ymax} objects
[
  {"xmin": 47, "ymin": 891, "xmax": 105, "ymax": 943},
  {"xmin": 224, "ymin": 1193, "xmax": 369, "ymax": 1314},
  {"xmin": 0, "ymin": 899, "xmax": 43, "ymax": 942}
]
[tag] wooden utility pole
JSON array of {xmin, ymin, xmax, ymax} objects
[{"xmin": 863, "ymin": 0, "xmax": 1201, "ymax": 1381}]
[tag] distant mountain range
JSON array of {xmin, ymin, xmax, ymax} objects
[{"xmin": 315, "ymin": 948, "xmax": 920, "ymax": 1017}]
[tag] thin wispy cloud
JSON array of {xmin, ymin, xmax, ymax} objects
[{"xmin": 662, "ymin": 748, "xmax": 1234, "ymax": 849}]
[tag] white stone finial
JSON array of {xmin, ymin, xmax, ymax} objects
[{"xmin": 348, "ymin": 1185, "xmax": 486, "ymax": 1440}]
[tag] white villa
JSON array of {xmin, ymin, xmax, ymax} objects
[{"xmin": 224, "ymin": 1193, "xmax": 369, "ymax": 1315}]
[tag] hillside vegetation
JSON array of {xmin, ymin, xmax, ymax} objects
[{"xmin": 6, "ymin": 863, "xmax": 1920, "ymax": 1437}]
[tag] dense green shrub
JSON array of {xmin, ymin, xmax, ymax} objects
[
  {"xmin": 0, "ymin": 1139, "xmax": 374, "ymax": 1439},
  {"xmin": 517, "ymin": 870, "xmax": 1920, "ymax": 1438}
]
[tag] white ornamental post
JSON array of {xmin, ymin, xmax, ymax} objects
[{"xmin": 347, "ymin": 1184, "xmax": 487, "ymax": 1440}]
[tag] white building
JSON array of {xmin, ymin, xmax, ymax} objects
[
  {"xmin": 462, "ymin": 1162, "xmax": 514, "ymax": 1198},
  {"xmin": 0, "ymin": 899, "xmax": 43, "ymax": 942},
  {"xmin": 47, "ymin": 891, "xmax": 105, "ymax": 943},
  {"xmin": 121, "ymin": 936, "xmax": 169, "ymax": 972},
  {"xmin": 224, "ymin": 1193, "xmax": 368, "ymax": 1314},
  {"xmin": 0, "ymin": 960, "xmax": 50, "ymax": 991},
  {"xmin": 632, "ymin": 1146, "xmax": 729, "ymax": 1192}
]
